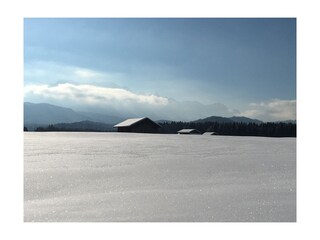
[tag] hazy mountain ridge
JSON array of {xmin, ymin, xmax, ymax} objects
[
  {"xmin": 24, "ymin": 102, "xmax": 85, "ymax": 124},
  {"xmin": 24, "ymin": 102, "xmax": 124, "ymax": 126}
]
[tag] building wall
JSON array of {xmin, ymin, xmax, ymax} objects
[
  {"xmin": 118, "ymin": 126, "xmax": 131, "ymax": 132},
  {"xmin": 131, "ymin": 122, "xmax": 159, "ymax": 133}
]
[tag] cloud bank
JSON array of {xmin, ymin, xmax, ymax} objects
[
  {"xmin": 240, "ymin": 99, "xmax": 296, "ymax": 121},
  {"xmin": 24, "ymin": 83, "xmax": 169, "ymax": 106}
]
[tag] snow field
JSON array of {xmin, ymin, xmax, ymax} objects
[{"xmin": 24, "ymin": 132, "xmax": 296, "ymax": 221}]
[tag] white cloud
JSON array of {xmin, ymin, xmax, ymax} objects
[
  {"xmin": 24, "ymin": 61, "xmax": 124, "ymax": 86},
  {"xmin": 74, "ymin": 69, "xmax": 104, "ymax": 79},
  {"xmin": 24, "ymin": 83, "xmax": 169, "ymax": 106},
  {"xmin": 240, "ymin": 99, "xmax": 296, "ymax": 121}
]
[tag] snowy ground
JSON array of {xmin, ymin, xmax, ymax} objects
[{"xmin": 24, "ymin": 132, "xmax": 296, "ymax": 222}]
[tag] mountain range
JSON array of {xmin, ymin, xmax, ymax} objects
[
  {"xmin": 24, "ymin": 102, "xmax": 295, "ymax": 131},
  {"xmin": 24, "ymin": 102, "xmax": 124, "ymax": 129}
]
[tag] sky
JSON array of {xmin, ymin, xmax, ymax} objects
[{"xmin": 24, "ymin": 18, "xmax": 296, "ymax": 121}]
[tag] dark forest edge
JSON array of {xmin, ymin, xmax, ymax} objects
[
  {"xmin": 159, "ymin": 121, "xmax": 296, "ymax": 137},
  {"xmin": 24, "ymin": 120, "xmax": 296, "ymax": 137}
]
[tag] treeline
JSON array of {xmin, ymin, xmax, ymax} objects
[
  {"xmin": 159, "ymin": 121, "xmax": 296, "ymax": 137},
  {"xmin": 35, "ymin": 121, "xmax": 115, "ymax": 132},
  {"xmin": 36, "ymin": 124, "xmax": 68, "ymax": 132},
  {"xmin": 35, "ymin": 124, "xmax": 111, "ymax": 132},
  {"xmin": 32, "ymin": 120, "xmax": 296, "ymax": 137}
]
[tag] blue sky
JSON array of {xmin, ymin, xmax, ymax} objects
[{"xmin": 24, "ymin": 18, "xmax": 296, "ymax": 121}]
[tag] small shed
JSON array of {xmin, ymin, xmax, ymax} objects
[
  {"xmin": 114, "ymin": 117, "xmax": 161, "ymax": 133},
  {"xmin": 202, "ymin": 132, "xmax": 218, "ymax": 135},
  {"xmin": 177, "ymin": 129, "xmax": 201, "ymax": 135}
]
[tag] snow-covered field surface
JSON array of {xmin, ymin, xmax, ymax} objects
[{"xmin": 24, "ymin": 132, "xmax": 296, "ymax": 222}]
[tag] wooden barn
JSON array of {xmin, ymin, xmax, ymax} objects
[
  {"xmin": 114, "ymin": 117, "xmax": 161, "ymax": 133},
  {"xmin": 177, "ymin": 129, "xmax": 201, "ymax": 135}
]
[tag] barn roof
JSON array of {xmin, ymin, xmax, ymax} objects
[
  {"xmin": 114, "ymin": 117, "xmax": 161, "ymax": 128},
  {"xmin": 202, "ymin": 132, "xmax": 216, "ymax": 135},
  {"xmin": 114, "ymin": 117, "xmax": 146, "ymax": 127},
  {"xmin": 177, "ymin": 129, "xmax": 201, "ymax": 134}
]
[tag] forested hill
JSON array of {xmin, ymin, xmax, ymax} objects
[{"xmin": 193, "ymin": 116, "xmax": 263, "ymax": 124}]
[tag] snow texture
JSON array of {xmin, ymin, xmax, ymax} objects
[{"xmin": 24, "ymin": 132, "xmax": 296, "ymax": 222}]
